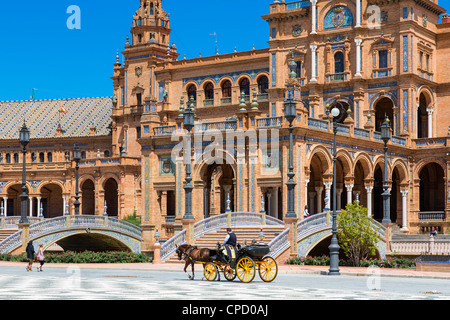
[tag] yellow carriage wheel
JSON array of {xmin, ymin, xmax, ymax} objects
[
  {"xmin": 236, "ymin": 257, "xmax": 256, "ymax": 283},
  {"xmin": 258, "ymin": 256, "xmax": 278, "ymax": 283},
  {"xmin": 204, "ymin": 263, "xmax": 218, "ymax": 281},
  {"xmin": 224, "ymin": 265, "xmax": 236, "ymax": 281}
]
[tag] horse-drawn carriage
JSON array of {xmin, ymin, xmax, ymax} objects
[{"xmin": 176, "ymin": 243, "xmax": 278, "ymax": 283}]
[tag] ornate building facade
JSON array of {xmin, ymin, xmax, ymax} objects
[{"xmin": 1, "ymin": 0, "xmax": 449, "ymax": 253}]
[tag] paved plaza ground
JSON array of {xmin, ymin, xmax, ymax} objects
[{"xmin": 1, "ymin": 261, "xmax": 450, "ymax": 301}]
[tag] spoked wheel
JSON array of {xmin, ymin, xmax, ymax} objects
[
  {"xmin": 204, "ymin": 263, "xmax": 218, "ymax": 281},
  {"xmin": 236, "ymin": 256, "xmax": 256, "ymax": 283},
  {"xmin": 258, "ymin": 256, "xmax": 278, "ymax": 283},
  {"xmin": 223, "ymin": 264, "xmax": 236, "ymax": 281}
]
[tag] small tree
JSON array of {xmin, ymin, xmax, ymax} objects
[{"xmin": 337, "ymin": 202, "xmax": 379, "ymax": 267}]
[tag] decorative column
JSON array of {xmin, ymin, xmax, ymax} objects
[
  {"xmin": 315, "ymin": 186, "xmax": 323, "ymax": 213},
  {"xmin": 355, "ymin": 38, "xmax": 362, "ymax": 77},
  {"xmin": 29, "ymin": 197, "xmax": 33, "ymax": 217},
  {"xmin": 310, "ymin": 44, "xmax": 318, "ymax": 82},
  {"xmin": 400, "ymin": 189, "xmax": 409, "ymax": 231},
  {"xmin": 336, "ymin": 189, "xmax": 343, "ymax": 210},
  {"xmin": 4, "ymin": 197, "xmax": 8, "ymax": 217},
  {"xmin": 356, "ymin": 0, "xmax": 361, "ymax": 27},
  {"xmin": 365, "ymin": 185, "xmax": 374, "ymax": 217},
  {"xmin": 345, "ymin": 183, "xmax": 354, "ymax": 205},
  {"xmin": 310, "ymin": 0, "xmax": 318, "ymax": 34},
  {"xmin": 308, "ymin": 192, "xmax": 316, "ymax": 214},
  {"xmin": 323, "ymin": 181, "xmax": 332, "ymax": 211},
  {"xmin": 305, "ymin": 179, "xmax": 310, "ymax": 213},
  {"xmin": 37, "ymin": 197, "xmax": 41, "ymax": 217},
  {"xmin": 427, "ymin": 108, "xmax": 433, "ymax": 138}
]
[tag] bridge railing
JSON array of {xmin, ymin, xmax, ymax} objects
[
  {"xmin": 0, "ymin": 231, "xmax": 22, "ymax": 254},
  {"xmin": 194, "ymin": 212, "xmax": 285, "ymax": 239},
  {"xmin": 160, "ymin": 229, "xmax": 186, "ymax": 261},
  {"xmin": 0, "ymin": 215, "xmax": 143, "ymax": 254},
  {"xmin": 268, "ymin": 228, "xmax": 290, "ymax": 258},
  {"xmin": 160, "ymin": 212, "xmax": 285, "ymax": 261}
]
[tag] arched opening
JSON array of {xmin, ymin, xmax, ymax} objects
[
  {"xmin": 239, "ymin": 78, "xmax": 250, "ymax": 97},
  {"xmin": 40, "ymin": 183, "xmax": 64, "ymax": 219},
  {"xmin": 373, "ymin": 164, "xmax": 384, "ymax": 222},
  {"xmin": 308, "ymin": 152, "xmax": 331, "ymax": 215},
  {"xmin": 391, "ymin": 168, "xmax": 400, "ymax": 224},
  {"xmin": 6, "ymin": 184, "xmax": 29, "ymax": 217},
  {"xmin": 104, "ymin": 179, "xmax": 119, "ymax": 217},
  {"xmin": 419, "ymin": 163, "xmax": 445, "ymax": 213},
  {"xmin": 187, "ymin": 84, "xmax": 197, "ymax": 102},
  {"xmin": 81, "ymin": 180, "xmax": 95, "ymax": 215},
  {"xmin": 334, "ymin": 51, "xmax": 345, "ymax": 74},
  {"xmin": 201, "ymin": 163, "xmax": 236, "ymax": 218},
  {"xmin": 56, "ymin": 233, "xmax": 132, "ymax": 252},
  {"xmin": 257, "ymin": 75, "xmax": 269, "ymax": 94},
  {"xmin": 204, "ymin": 82, "xmax": 214, "ymax": 100},
  {"xmin": 374, "ymin": 97, "xmax": 394, "ymax": 132},
  {"xmin": 417, "ymin": 93, "xmax": 429, "ymax": 139},
  {"xmin": 221, "ymin": 80, "xmax": 232, "ymax": 98}
]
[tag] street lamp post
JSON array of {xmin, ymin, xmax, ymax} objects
[
  {"xmin": 183, "ymin": 97, "xmax": 195, "ymax": 220},
  {"xmin": 284, "ymin": 54, "xmax": 298, "ymax": 219},
  {"xmin": 326, "ymin": 103, "xmax": 341, "ymax": 276},
  {"xmin": 19, "ymin": 122, "xmax": 30, "ymax": 225},
  {"xmin": 73, "ymin": 146, "xmax": 82, "ymax": 215},
  {"xmin": 381, "ymin": 116, "xmax": 392, "ymax": 224}
]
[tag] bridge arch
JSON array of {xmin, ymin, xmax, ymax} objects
[{"xmin": 0, "ymin": 216, "xmax": 142, "ymax": 255}]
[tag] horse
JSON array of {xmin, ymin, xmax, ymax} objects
[{"xmin": 175, "ymin": 244, "xmax": 212, "ymax": 280}]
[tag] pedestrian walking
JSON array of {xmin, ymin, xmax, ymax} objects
[
  {"xmin": 25, "ymin": 241, "xmax": 35, "ymax": 272},
  {"xmin": 303, "ymin": 205, "xmax": 310, "ymax": 219},
  {"xmin": 430, "ymin": 227, "xmax": 437, "ymax": 237},
  {"xmin": 36, "ymin": 243, "xmax": 45, "ymax": 272}
]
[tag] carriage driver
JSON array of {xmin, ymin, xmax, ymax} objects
[{"xmin": 222, "ymin": 228, "xmax": 237, "ymax": 265}]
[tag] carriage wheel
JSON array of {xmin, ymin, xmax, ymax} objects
[
  {"xmin": 224, "ymin": 264, "xmax": 236, "ymax": 281},
  {"xmin": 258, "ymin": 256, "xmax": 278, "ymax": 283},
  {"xmin": 236, "ymin": 257, "xmax": 256, "ymax": 283},
  {"xmin": 204, "ymin": 263, "xmax": 218, "ymax": 281}
]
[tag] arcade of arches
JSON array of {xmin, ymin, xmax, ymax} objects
[{"xmin": 0, "ymin": 177, "xmax": 120, "ymax": 218}]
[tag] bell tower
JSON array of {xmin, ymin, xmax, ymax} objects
[
  {"xmin": 130, "ymin": 0, "xmax": 176, "ymax": 53},
  {"xmin": 111, "ymin": 0, "xmax": 179, "ymax": 158}
]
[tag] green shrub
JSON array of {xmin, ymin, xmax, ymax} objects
[{"xmin": 0, "ymin": 251, "xmax": 151, "ymax": 264}]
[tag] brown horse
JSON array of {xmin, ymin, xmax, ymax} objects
[{"xmin": 176, "ymin": 244, "xmax": 211, "ymax": 280}]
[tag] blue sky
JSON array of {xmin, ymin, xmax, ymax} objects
[{"xmin": 0, "ymin": 0, "xmax": 448, "ymax": 101}]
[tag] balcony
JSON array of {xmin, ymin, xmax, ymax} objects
[
  {"xmin": 257, "ymin": 117, "xmax": 283, "ymax": 128},
  {"xmin": 153, "ymin": 125, "xmax": 177, "ymax": 137},
  {"xmin": 130, "ymin": 105, "xmax": 144, "ymax": 114},
  {"xmin": 413, "ymin": 137, "xmax": 448, "ymax": 149},
  {"xmin": 326, "ymin": 73, "xmax": 347, "ymax": 83}
]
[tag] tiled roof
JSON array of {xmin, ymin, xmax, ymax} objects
[{"xmin": 0, "ymin": 97, "xmax": 113, "ymax": 140}]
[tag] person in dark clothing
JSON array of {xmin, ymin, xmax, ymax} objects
[
  {"xmin": 25, "ymin": 241, "xmax": 35, "ymax": 272},
  {"xmin": 222, "ymin": 228, "xmax": 237, "ymax": 267}
]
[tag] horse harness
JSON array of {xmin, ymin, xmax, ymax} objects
[{"xmin": 181, "ymin": 245, "xmax": 197, "ymax": 261}]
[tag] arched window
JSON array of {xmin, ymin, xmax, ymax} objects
[
  {"xmin": 334, "ymin": 51, "xmax": 345, "ymax": 74},
  {"xmin": 374, "ymin": 98, "xmax": 394, "ymax": 132},
  {"xmin": 221, "ymin": 80, "xmax": 232, "ymax": 98},
  {"xmin": 47, "ymin": 152, "xmax": 53, "ymax": 163},
  {"xmin": 39, "ymin": 153, "xmax": 45, "ymax": 163},
  {"xmin": 257, "ymin": 76, "xmax": 269, "ymax": 94},
  {"xmin": 187, "ymin": 84, "xmax": 197, "ymax": 101},
  {"xmin": 6, "ymin": 154, "xmax": 11, "ymax": 164},
  {"xmin": 14, "ymin": 153, "xmax": 19, "ymax": 164},
  {"xmin": 150, "ymin": 3, "xmax": 154, "ymax": 15},
  {"xmin": 239, "ymin": 78, "xmax": 250, "ymax": 96},
  {"xmin": 417, "ymin": 93, "xmax": 429, "ymax": 139},
  {"xmin": 204, "ymin": 82, "xmax": 214, "ymax": 100}
]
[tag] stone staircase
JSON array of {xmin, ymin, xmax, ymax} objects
[
  {"xmin": 165, "ymin": 225, "xmax": 286, "ymax": 263},
  {"xmin": 0, "ymin": 229, "xmax": 17, "ymax": 242}
]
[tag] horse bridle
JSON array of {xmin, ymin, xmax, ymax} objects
[{"xmin": 177, "ymin": 245, "xmax": 196, "ymax": 261}]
